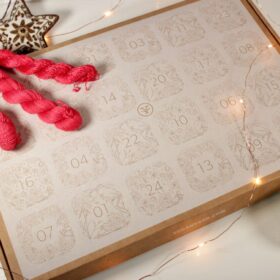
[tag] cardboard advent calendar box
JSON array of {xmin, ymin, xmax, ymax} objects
[{"xmin": 0, "ymin": 0, "xmax": 280, "ymax": 279}]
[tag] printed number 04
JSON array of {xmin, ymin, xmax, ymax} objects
[{"xmin": 70, "ymin": 154, "xmax": 88, "ymax": 169}]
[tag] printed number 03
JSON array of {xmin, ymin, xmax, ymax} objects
[{"xmin": 128, "ymin": 38, "xmax": 145, "ymax": 49}]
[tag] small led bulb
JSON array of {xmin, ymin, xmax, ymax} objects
[
  {"xmin": 198, "ymin": 242, "xmax": 205, "ymax": 248},
  {"xmin": 104, "ymin": 10, "xmax": 113, "ymax": 17},
  {"xmin": 254, "ymin": 177, "xmax": 262, "ymax": 185},
  {"xmin": 239, "ymin": 98, "xmax": 244, "ymax": 104},
  {"xmin": 268, "ymin": 44, "xmax": 273, "ymax": 48}
]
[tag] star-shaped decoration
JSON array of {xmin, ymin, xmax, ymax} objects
[{"xmin": 0, "ymin": 0, "xmax": 59, "ymax": 54}]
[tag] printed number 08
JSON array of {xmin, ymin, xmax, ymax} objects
[{"xmin": 239, "ymin": 44, "xmax": 254, "ymax": 54}]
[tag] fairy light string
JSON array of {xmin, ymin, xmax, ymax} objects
[
  {"xmin": 138, "ymin": 43, "xmax": 273, "ymax": 280},
  {"xmin": 0, "ymin": 265, "xmax": 28, "ymax": 280},
  {"xmin": 0, "ymin": 43, "xmax": 275, "ymax": 280},
  {"xmin": 46, "ymin": 0, "xmax": 123, "ymax": 39}
]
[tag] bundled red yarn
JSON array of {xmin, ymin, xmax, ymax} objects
[
  {"xmin": 0, "ymin": 50, "xmax": 99, "ymax": 151},
  {"xmin": 0, "ymin": 69, "xmax": 82, "ymax": 131},
  {"xmin": 0, "ymin": 112, "xmax": 21, "ymax": 151},
  {"xmin": 0, "ymin": 49, "xmax": 99, "ymax": 84}
]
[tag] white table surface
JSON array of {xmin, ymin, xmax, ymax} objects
[
  {"xmin": 251, "ymin": 0, "xmax": 280, "ymax": 38},
  {"xmin": 0, "ymin": 1, "xmax": 279, "ymax": 280}
]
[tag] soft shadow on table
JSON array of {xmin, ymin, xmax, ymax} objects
[{"xmin": 247, "ymin": 192, "xmax": 280, "ymax": 246}]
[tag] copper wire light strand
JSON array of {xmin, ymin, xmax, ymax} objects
[
  {"xmin": 0, "ymin": 265, "xmax": 29, "ymax": 280},
  {"xmin": 138, "ymin": 44, "xmax": 272, "ymax": 280},
  {"xmin": 46, "ymin": 0, "xmax": 123, "ymax": 39},
  {"xmin": 0, "ymin": 0, "xmax": 12, "ymax": 19}
]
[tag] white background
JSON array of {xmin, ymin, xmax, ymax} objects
[{"xmin": 0, "ymin": 1, "xmax": 280, "ymax": 280}]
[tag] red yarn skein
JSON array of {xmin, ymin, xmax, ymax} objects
[
  {"xmin": 0, "ymin": 112, "xmax": 21, "ymax": 151},
  {"xmin": 0, "ymin": 69, "xmax": 82, "ymax": 131},
  {"xmin": 0, "ymin": 49, "xmax": 99, "ymax": 84}
]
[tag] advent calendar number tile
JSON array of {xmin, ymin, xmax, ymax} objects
[
  {"xmin": 17, "ymin": 206, "xmax": 75, "ymax": 264},
  {"xmin": 157, "ymin": 12, "xmax": 205, "ymax": 47},
  {"xmin": 178, "ymin": 142, "xmax": 234, "ymax": 192},
  {"xmin": 133, "ymin": 60, "xmax": 183, "ymax": 102},
  {"xmin": 112, "ymin": 26, "xmax": 161, "ymax": 62},
  {"xmin": 254, "ymin": 65, "xmax": 280, "ymax": 106},
  {"xmin": 70, "ymin": 42, "xmax": 115, "ymax": 71},
  {"xmin": 106, "ymin": 119, "xmax": 159, "ymax": 165},
  {"xmin": 155, "ymin": 96, "xmax": 207, "ymax": 145},
  {"xmin": 72, "ymin": 185, "xmax": 130, "ymax": 239},
  {"xmin": 90, "ymin": 76, "xmax": 136, "ymax": 120},
  {"xmin": 126, "ymin": 162, "xmax": 183, "ymax": 216},
  {"xmin": 200, "ymin": 0, "xmax": 247, "ymax": 32},
  {"xmin": 228, "ymin": 121, "xmax": 280, "ymax": 170},
  {"xmin": 181, "ymin": 44, "xmax": 228, "ymax": 84},
  {"xmin": 202, "ymin": 81, "xmax": 254, "ymax": 125},
  {"xmin": 52, "ymin": 137, "xmax": 107, "ymax": 188},
  {"xmin": 0, "ymin": 158, "xmax": 53, "ymax": 210},
  {"xmin": 223, "ymin": 30, "xmax": 266, "ymax": 66}
]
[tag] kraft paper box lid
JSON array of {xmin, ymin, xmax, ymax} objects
[{"xmin": 0, "ymin": 0, "xmax": 280, "ymax": 279}]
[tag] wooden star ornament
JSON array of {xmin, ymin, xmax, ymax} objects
[{"xmin": 0, "ymin": 0, "xmax": 59, "ymax": 54}]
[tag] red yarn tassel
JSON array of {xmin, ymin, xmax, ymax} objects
[
  {"xmin": 0, "ymin": 112, "xmax": 21, "ymax": 151},
  {"xmin": 0, "ymin": 69, "xmax": 82, "ymax": 131},
  {"xmin": 0, "ymin": 49, "xmax": 100, "ymax": 84}
]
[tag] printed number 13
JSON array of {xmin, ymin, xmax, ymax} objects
[{"xmin": 198, "ymin": 160, "xmax": 213, "ymax": 173}]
